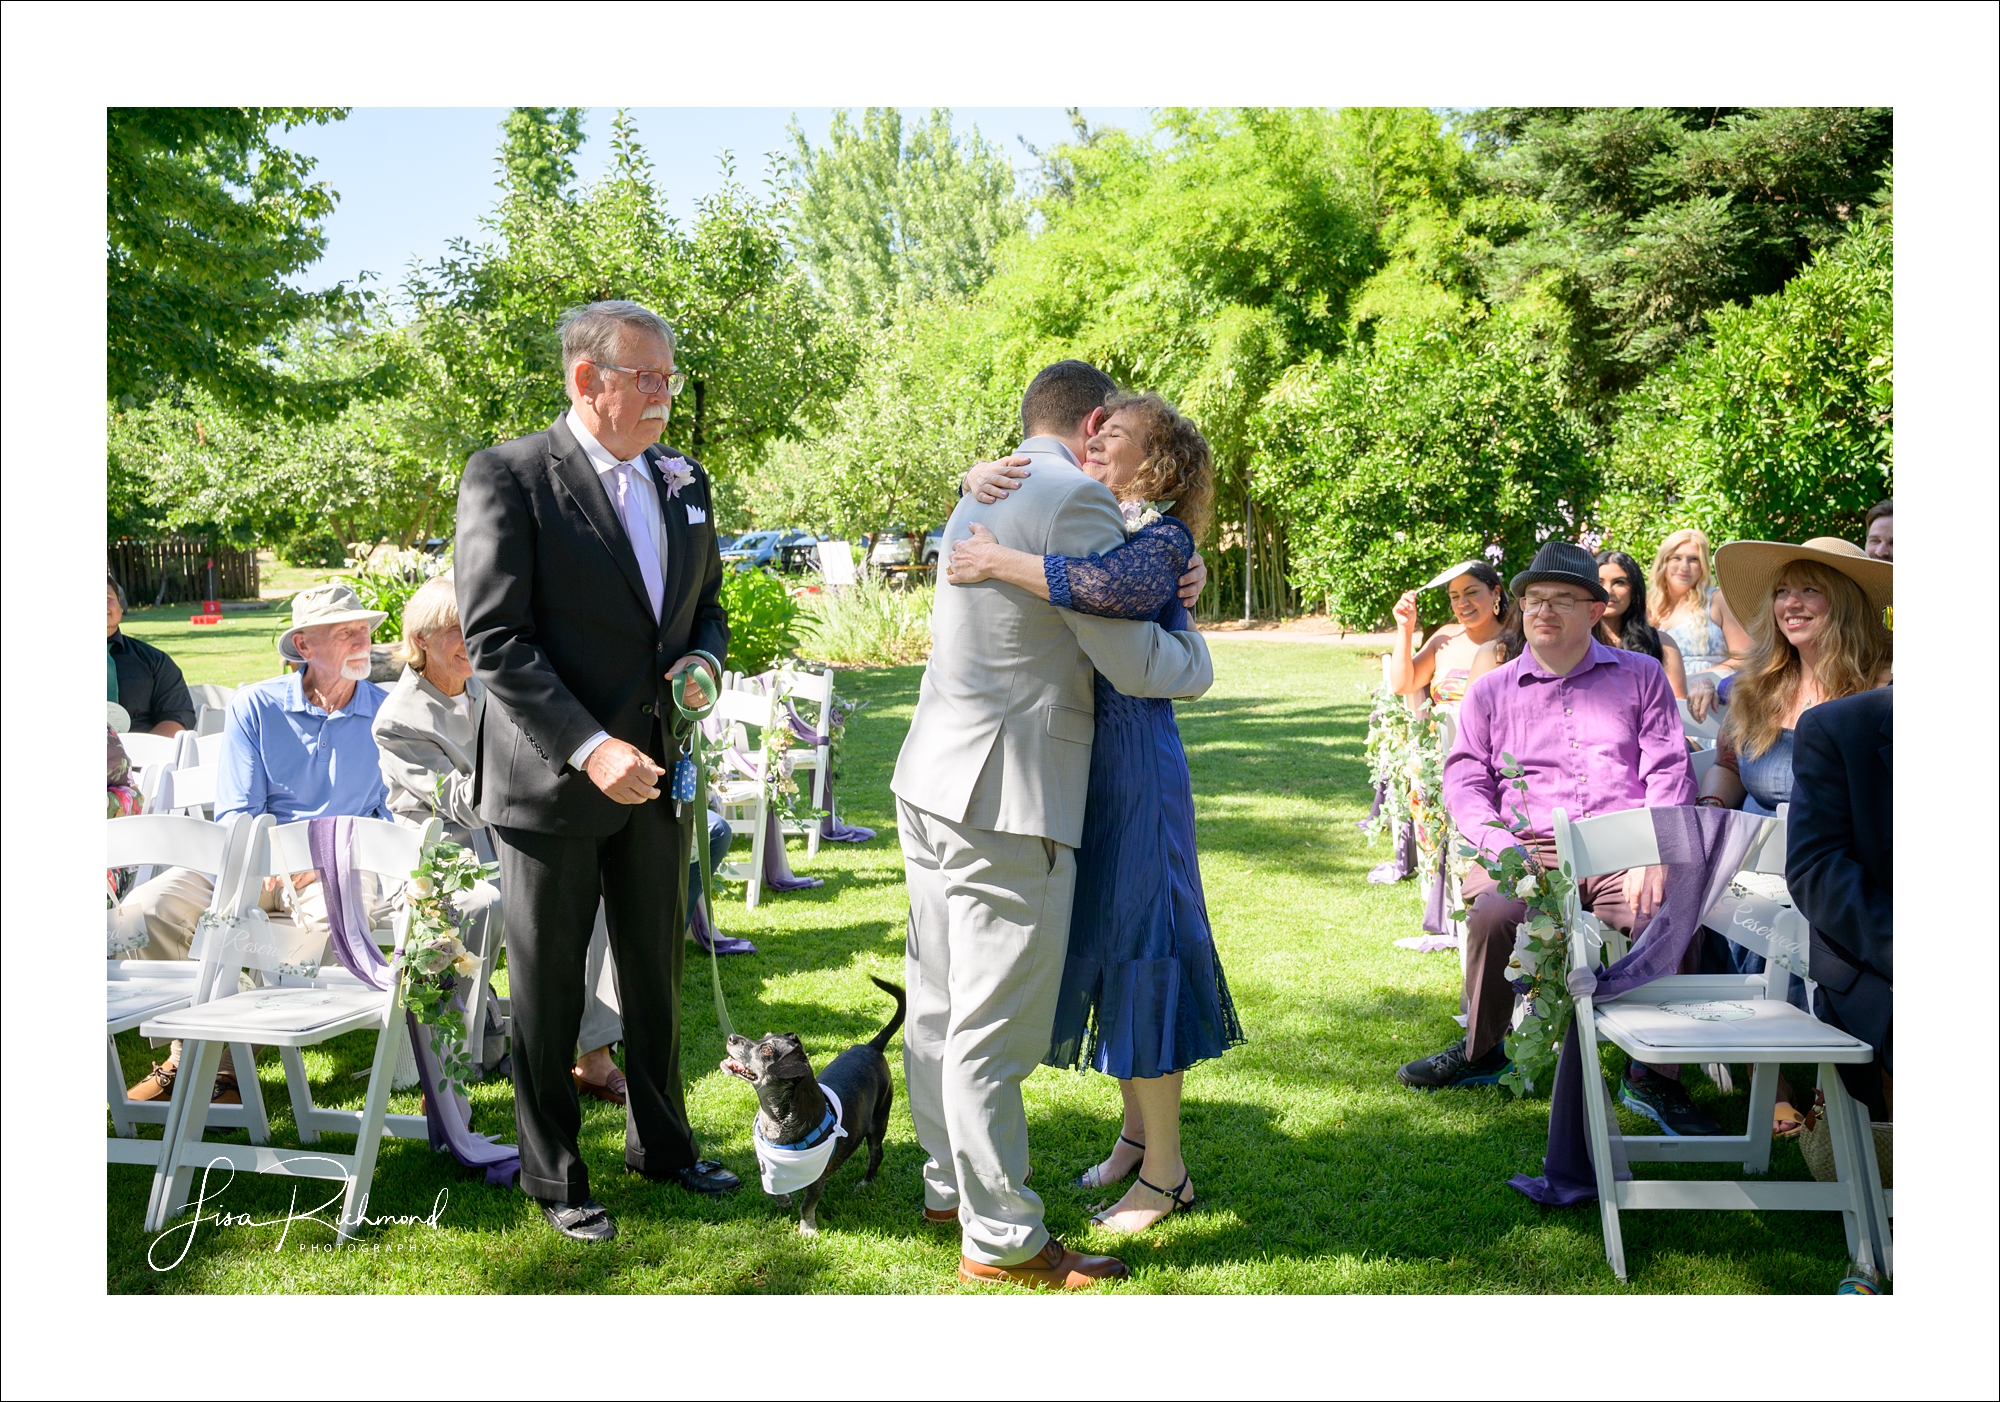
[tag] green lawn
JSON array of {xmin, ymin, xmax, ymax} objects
[
  {"xmin": 109, "ymin": 641, "xmax": 1862, "ymax": 1293},
  {"xmin": 119, "ymin": 604, "xmax": 293, "ymax": 689}
]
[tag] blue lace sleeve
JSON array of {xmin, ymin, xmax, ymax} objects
[{"xmin": 1045, "ymin": 517, "xmax": 1193, "ymax": 620}]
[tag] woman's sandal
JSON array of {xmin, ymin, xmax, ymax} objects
[
  {"xmin": 1773, "ymin": 1100, "xmax": 1807, "ymax": 1138},
  {"xmin": 1090, "ymin": 1171, "xmax": 1197, "ymax": 1231},
  {"xmin": 1075, "ymin": 1134, "xmax": 1146, "ymax": 1190}
]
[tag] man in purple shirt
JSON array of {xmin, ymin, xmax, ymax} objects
[{"xmin": 1400, "ymin": 542, "xmax": 1713, "ymax": 1133}]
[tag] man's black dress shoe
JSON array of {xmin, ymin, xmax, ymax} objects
[
  {"xmin": 673, "ymin": 1160, "xmax": 742, "ymax": 1195},
  {"xmin": 539, "ymin": 1196, "xmax": 618, "ymax": 1242}
]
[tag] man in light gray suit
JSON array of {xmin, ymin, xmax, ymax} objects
[{"xmin": 892, "ymin": 360, "xmax": 1215, "ymax": 1289}]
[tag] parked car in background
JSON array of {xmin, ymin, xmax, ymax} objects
[
  {"xmin": 722, "ymin": 530, "xmax": 785, "ymax": 571},
  {"xmin": 921, "ymin": 527, "xmax": 943, "ymax": 568},
  {"xmin": 866, "ymin": 526, "xmax": 923, "ymax": 573}
]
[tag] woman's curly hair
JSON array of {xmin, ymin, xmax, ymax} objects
[{"xmin": 1104, "ymin": 390, "xmax": 1215, "ymax": 544}]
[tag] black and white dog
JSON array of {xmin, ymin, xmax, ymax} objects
[{"xmin": 722, "ymin": 976, "xmax": 904, "ymax": 1234}]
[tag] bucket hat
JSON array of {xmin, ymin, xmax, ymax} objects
[
  {"xmin": 277, "ymin": 582, "xmax": 387, "ymax": 665},
  {"xmin": 1714, "ymin": 536, "xmax": 1891, "ymax": 627},
  {"xmin": 1508, "ymin": 541, "xmax": 1610, "ymax": 603}
]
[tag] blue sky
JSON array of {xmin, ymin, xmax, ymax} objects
[{"xmin": 282, "ymin": 107, "xmax": 1152, "ymax": 294}]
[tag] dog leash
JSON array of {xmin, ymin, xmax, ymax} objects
[{"xmin": 670, "ymin": 656, "xmax": 734, "ymax": 1042}]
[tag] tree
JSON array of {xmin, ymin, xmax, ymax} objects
[
  {"xmin": 1465, "ymin": 107, "xmax": 1893, "ymax": 411},
  {"xmin": 108, "ymin": 321, "xmax": 452, "ymax": 563},
  {"xmin": 1593, "ymin": 201, "xmax": 1892, "ymax": 561},
  {"xmin": 782, "ymin": 108, "xmax": 1024, "ymax": 327},
  {"xmin": 405, "ymin": 109, "xmax": 848, "ymax": 507},
  {"xmin": 107, "ymin": 107, "xmax": 375, "ymax": 415},
  {"xmin": 1258, "ymin": 313, "xmax": 1595, "ymax": 628}
]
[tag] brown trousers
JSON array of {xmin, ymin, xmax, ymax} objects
[{"xmin": 1461, "ymin": 839, "xmax": 1666, "ymax": 1059}]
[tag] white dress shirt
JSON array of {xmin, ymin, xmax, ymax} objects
[{"xmin": 564, "ymin": 408, "xmax": 671, "ymax": 772}]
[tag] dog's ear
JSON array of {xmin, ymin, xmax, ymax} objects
[{"xmin": 772, "ymin": 1036, "xmax": 812, "ymax": 1079}]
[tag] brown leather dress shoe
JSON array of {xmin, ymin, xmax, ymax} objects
[
  {"xmin": 574, "ymin": 1067, "xmax": 628, "ymax": 1106},
  {"xmin": 211, "ymin": 1071, "xmax": 242, "ymax": 1106},
  {"xmin": 924, "ymin": 1206, "xmax": 958, "ymax": 1226},
  {"xmin": 959, "ymin": 1237, "xmax": 1130, "ymax": 1290}
]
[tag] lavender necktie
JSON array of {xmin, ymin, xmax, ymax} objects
[{"xmin": 612, "ymin": 459, "xmax": 665, "ymax": 619}]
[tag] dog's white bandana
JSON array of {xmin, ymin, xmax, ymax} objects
[{"xmin": 751, "ymin": 1085, "xmax": 847, "ymax": 1195}]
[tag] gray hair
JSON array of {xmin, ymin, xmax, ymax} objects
[
  {"xmin": 396, "ymin": 572, "xmax": 461, "ymax": 672},
  {"xmin": 559, "ymin": 300, "xmax": 677, "ymax": 389}
]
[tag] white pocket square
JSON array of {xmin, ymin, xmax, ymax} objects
[{"xmin": 686, "ymin": 506, "xmax": 707, "ymax": 525}]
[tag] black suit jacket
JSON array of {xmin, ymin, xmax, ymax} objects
[
  {"xmin": 1786, "ymin": 686, "xmax": 1891, "ymax": 1068},
  {"xmin": 455, "ymin": 415, "xmax": 728, "ymax": 836}
]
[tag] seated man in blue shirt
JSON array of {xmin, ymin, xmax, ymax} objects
[{"xmin": 122, "ymin": 584, "xmax": 399, "ymax": 1104}]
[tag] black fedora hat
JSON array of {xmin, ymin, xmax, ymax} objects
[{"xmin": 1509, "ymin": 541, "xmax": 1610, "ymax": 603}]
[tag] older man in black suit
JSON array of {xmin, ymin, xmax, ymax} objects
[
  {"xmin": 1787, "ymin": 684, "xmax": 1893, "ymax": 1120},
  {"xmin": 455, "ymin": 300, "xmax": 733, "ymax": 1242}
]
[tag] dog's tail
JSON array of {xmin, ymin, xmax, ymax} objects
[{"xmin": 867, "ymin": 975, "xmax": 907, "ymax": 1053}]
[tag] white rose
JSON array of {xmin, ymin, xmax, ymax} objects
[
  {"xmin": 452, "ymin": 950, "xmax": 482, "ymax": 978},
  {"xmin": 409, "ymin": 873, "xmax": 436, "ymax": 898},
  {"xmin": 1506, "ymin": 947, "xmax": 1541, "ymax": 980},
  {"xmin": 1514, "ymin": 873, "xmax": 1540, "ymax": 900}
]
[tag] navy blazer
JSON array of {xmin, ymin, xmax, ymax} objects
[
  {"xmin": 455, "ymin": 415, "xmax": 728, "ymax": 837},
  {"xmin": 1785, "ymin": 686, "xmax": 1892, "ymax": 1070}
]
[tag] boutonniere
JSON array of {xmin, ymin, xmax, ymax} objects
[
  {"xmin": 658, "ymin": 455, "xmax": 697, "ymax": 500},
  {"xmin": 1119, "ymin": 498, "xmax": 1175, "ymax": 535}
]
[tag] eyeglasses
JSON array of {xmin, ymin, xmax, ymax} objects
[
  {"xmin": 588, "ymin": 362, "xmax": 687, "ymax": 397},
  {"xmin": 1520, "ymin": 596, "xmax": 1588, "ymax": 616}
]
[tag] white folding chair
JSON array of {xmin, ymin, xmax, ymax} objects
[
  {"xmin": 188, "ymin": 683, "xmax": 236, "ymax": 736},
  {"xmin": 141, "ymin": 815, "xmax": 440, "ymax": 1241},
  {"xmin": 1553, "ymin": 805, "xmax": 1889, "ymax": 1281},
  {"xmin": 152, "ymin": 763, "xmax": 220, "ymax": 820},
  {"xmin": 117, "ymin": 730, "xmax": 180, "ymax": 769},
  {"xmin": 1678, "ymin": 698, "xmax": 1720, "ymax": 747},
  {"xmin": 173, "ymin": 728, "xmax": 227, "ymax": 770},
  {"xmin": 107, "ymin": 813, "xmax": 272, "ymax": 1164},
  {"xmin": 709, "ymin": 686, "xmax": 775, "ymax": 909},
  {"xmin": 772, "ymin": 665, "xmax": 835, "ymax": 860}
]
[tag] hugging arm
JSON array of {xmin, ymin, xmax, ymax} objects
[{"xmin": 949, "ymin": 518, "xmax": 1195, "ymax": 620}]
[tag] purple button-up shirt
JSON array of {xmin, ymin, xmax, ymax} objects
[{"xmin": 1444, "ymin": 639, "xmax": 1694, "ymax": 858}]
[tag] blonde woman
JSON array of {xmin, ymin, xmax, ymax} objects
[
  {"xmin": 952, "ymin": 391, "xmax": 1244, "ymax": 1234},
  {"xmin": 1699, "ymin": 538, "xmax": 1892, "ymax": 819},
  {"xmin": 1650, "ymin": 528, "xmax": 1752, "ymax": 720}
]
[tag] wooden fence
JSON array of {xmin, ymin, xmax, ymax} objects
[{"xmin": 109, "ymin": 538, "xmax": 260, "ymax": 605}]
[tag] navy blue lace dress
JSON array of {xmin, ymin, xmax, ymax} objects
[{"xmin": 1043, "ymin": 516, "xmax": 1244, "ymax": 1078}]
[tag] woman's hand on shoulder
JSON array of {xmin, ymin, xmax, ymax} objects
[
  {"xmin": 964, "ymin": 456, "xmax": 1032, "ymax": 503},
  {"xmin": 945, "ymin": 523, "xmax": 1003, "ymax": 586},
  {"xmin": 1177, "ymin": 549, "xmax": 1207, "ymax": 608}
]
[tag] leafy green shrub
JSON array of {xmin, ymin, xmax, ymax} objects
[
  {"xmin": 1258, "ymin": 316, "xmax": 1595, "ymax": 629},
  {"xmin": 719, "ymin": 567, "xmax": 801, "ymax": 675},
  {"xmin": 278, "ymin": 529, "xmax": 348, "ymax": 569},
  {"xmin": 795, "ymin": 574, "xmax": 932, "ymax": 667},
  {"xmin": 348, "ymin": 547, "xmax": 447, "ymax": 643},
  {"xmin": 1594, "ymin": 206, "xmax": 1893, "ymax": 561}
]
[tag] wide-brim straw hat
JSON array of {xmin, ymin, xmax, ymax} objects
[
  {"xmin": 277, "ymin": 581, "xmax": 387, "ymax": 664},
  {"xmin": 1714, "ymin": 537, "xmax": 1892, "ymax": 627}
]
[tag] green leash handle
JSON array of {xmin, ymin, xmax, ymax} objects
[{"xmin": 669, "ymin": 658, "xmax": 732, "ymax": 1041}]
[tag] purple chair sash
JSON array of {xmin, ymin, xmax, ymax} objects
[
  {"xmin": 1509, "ymin": 805, "xmax": 1766, "ymax": 1205},
  {"xmin": 307, "ymin": 816, "xmax": 519, "ymax": 1187},
  {"xmin": 308, "ymin": 816, "xmax": 392, "ymax": 991},
  {"xmin": 405, "ymin": 1010, "xmax": 521, "ymax": 1187}
]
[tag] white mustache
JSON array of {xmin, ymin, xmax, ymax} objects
[{"xmin": 641, "ymin": 403, "xmax": 671, "ymax": 421}]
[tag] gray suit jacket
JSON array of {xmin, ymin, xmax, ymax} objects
[
  {"xmin": 891, "ymin": 438, "xmax": 1213, "ymax": 847},
  {"xmin": 373, "ymin": 665, "xmax": 487, "ymax": 849}
]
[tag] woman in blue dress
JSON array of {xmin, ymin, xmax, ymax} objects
[{"xmin": 949, "ymin": 391, "xmax": 1243, "ymax": 1234}]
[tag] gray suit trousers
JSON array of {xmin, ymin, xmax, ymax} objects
[{"xmin": 898, "ymin": 795, "xmax": 1076, "ymax": 1267}]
